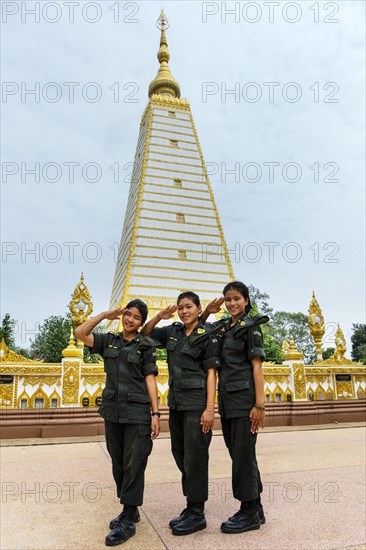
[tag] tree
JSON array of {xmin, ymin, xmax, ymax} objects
[
  {"xmin": 351, "ymin": 324, "xmax": 366, "ymax": 364},
  {"xmin": 156, "ymin": 348, "xmax": 167, "ymax": 361},
  {"xmin": 83, "ymin": 324, "xmax": 104, "ymax": 364},
  {"xmin": 267, "ymin": 311, "xmax": 317, "ymax": 364},
  {"xmin": 0, "ymin": 313, "xmax": 17, "ymax": 349},
  {"xmin": 30, "ymin": 314, "xmax": 105, "ymax": 363},
  {"xmin": 322, "ymin": 347, "xmax": 335, "ymax": 361},
  {"xmin": 30, "ymin": 315, "xmax": 72, "ymax": 363},
  {"xmin": 248, "ymin": 285, "xmax": 273, "ymax": 317}
]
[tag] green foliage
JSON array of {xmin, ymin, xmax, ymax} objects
[
  {"xmin": 351, "ymin": 324, "xmax": 366, "ymax": 364},
  {"xmin": 0, "ymin": 313, "xmax": 17, "ymax": 349},
  {"xmin": 14, "ymin": 347, "xmax": 32, "ymax": 359},
  {"xmin": 248, "ymin": 285, "xmax": 273, "ymax": 317},
  {"xmin": 29, "ymin": 314, "xmax": 105, "ymax": 363},
  {"xmin": 83, "ymin": 324, "xmax": 104, "ymax": 363},
  {"xmin": 267, "ymin": 311, "xmax": 316, "ymax": 364},
  {"xmin": 322, "ymin": 347, "xmax": 335, "ymax": 361},
  {"xmin": 30, "ymin": 315, "xmax": 72, "ymax": 363},
  {"xmin": 262, "ymin": 330, "xmax": 283, "ymax": 364},
  {"xmin": 156, "ymin": 348, "xmax": 167, "ymax": 361}
]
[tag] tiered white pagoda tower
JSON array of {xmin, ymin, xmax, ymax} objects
[{"xmin": 109, "ymin": 11, "xmax": 234, "ymax": 319}]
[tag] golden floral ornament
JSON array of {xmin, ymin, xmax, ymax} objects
[
  {"xmin": 197, "ymin": 328, "xmax": 205, "ymax": 334},
  {"xmin": 308, "ymin": 291, "xmax": 325, "ymax": 339},
  {"xmin": 69, "ymin": 273, "xmax": 93, "ymax": 326}
]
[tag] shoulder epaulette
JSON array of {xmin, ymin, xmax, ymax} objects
[
  {"xmin": 233, "ymin": 315, "xmax": 269, "ymax": 339},
  {"xmin": 138, "ymin": 335, "xmax": 156, "ymax": 350}
]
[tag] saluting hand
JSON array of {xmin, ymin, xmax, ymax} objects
[
  {"xmin": 104, "ymin": 308, "xmax": 127, "ymax": 321},
  {"xmin": 151, "ymin": 416, "xmax": 160, "ymax": 440},
  {"xmin": 200, "ymin": 409, "xmax": 215, "ymax": 433},
  {"xmin": 249, "ymin": 407, "xmax": 265, "ymax": 434},
  {"xmin": 158, "ymin": 305, "xmax": 177, "ymax": 319},
  {"xmin": 206, "ymin": 297, "xmax": 225, "ymax": 314}
]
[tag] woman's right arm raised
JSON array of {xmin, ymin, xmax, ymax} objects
[{"xmin": 74, "ymin": 308, "xmax": 125, "ymax": 347}]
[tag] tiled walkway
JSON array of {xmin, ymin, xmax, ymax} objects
[{"xmin": 1, "ymin": 424, "xmax": 365, "ymax": 550}]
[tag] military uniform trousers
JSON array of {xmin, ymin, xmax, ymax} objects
[
  {"xmin": 105, "ymin": 420, "xmax": 153, "ymax": 506},
  {"xmin": 169, "ymin": 409, "xmax": 212, "ymax": 503},
  {"xmin": 221, "ymin": 416, "xmax": 263, "ymax": 503}
]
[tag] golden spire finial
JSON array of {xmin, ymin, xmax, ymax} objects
[
  {"xmin": 69, "ymin": 273, "xmax": 93, "ymax": 327},
  {"xmin": 282, "ymin": 338, "xmax": 290, "ymax": 354},
  {"xmin": 62, "ymin": 326, "xmax": 82, "ymax": 358},
  {"xmin": 335, "ymin": 323, "xmax": 347, "ymax": 357},
  {"xmin": 289, "ymin": 335, "xmax": 298, "ymax": 353},
  {"xmin": 148, "ymin": 11, "xmax": 181, "ymax": 99}
]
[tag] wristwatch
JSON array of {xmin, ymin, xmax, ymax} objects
[{"xmin": 151, "ymin": 412, "xmax": 161, "ymax": 417}]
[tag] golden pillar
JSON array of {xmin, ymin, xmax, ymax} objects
[
  {"xmin": 69, "ymin": 273, "xmax": 93, "ymax": 348},
  {"xmin": 308, "ymin": 291, "xmax": 325, "ymax": 362}
]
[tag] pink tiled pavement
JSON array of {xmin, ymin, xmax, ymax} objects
[{"xmin": 1, "ymin": 424, "xmax": 365, "ymax": 549}]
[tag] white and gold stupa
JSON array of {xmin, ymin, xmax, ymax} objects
[{"xmin": 109, "ymin": 11, "xmax": 234, "ymax": 319}]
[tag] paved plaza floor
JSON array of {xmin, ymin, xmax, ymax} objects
[{"xmin": 1, "ymin": 423, "xmax": 365, "ymax": 550}]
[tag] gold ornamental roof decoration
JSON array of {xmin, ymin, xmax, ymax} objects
[
  {"xmin": 0, "ymin": 338, "xmax": 41, "ymax": 364},
  {"xmin": 315, "ymin": 323, "xmax": 364, "ymax": 367},
  {"xmin": 282, "ymin": 338, "xmax": 290, "ymax": 355},
  {"xmin": 308, "ymin": 291, "xmax": 325, "ymax": 340},
  {"xmin": 148, "ymin": 10, "xmax": 181, "ymax": 99},
  {"xmin": 69, "ymin": 273, "xmax": 93, "ymax": 326}
]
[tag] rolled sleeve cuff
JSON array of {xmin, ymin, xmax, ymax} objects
[
  {"xmin": 248, "ymin": 347, "xmax": 266, "ymax": 361},
  {"xmin": 88, "ymin": 333, "xmax": 104, "ymax": 356},
  {"xmin": 142, "ymin": 364, "xmax": 159, "ymax": 377},
  {"xmin": 203, "ymin": 356, "xmax": 220, "ymax": 371}
]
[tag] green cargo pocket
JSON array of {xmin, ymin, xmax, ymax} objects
[
  {"xmin": 104, "ymin": 347, "xmax": 120, "ymax": 374},
  {"xmin": 226, "ymin": 380, "xmax": 250, "ymax": 392},
  {"xmin": 128, "ymin": 351, "xmax": 141, "ymax": 364},
  {"xmin": 102, "ymin": 387, "xmax": 116, "ymax": 399},
  {"xmin": 181, "ymin": 378, "xmax": 205, "ymax": 390},
  {"xmin": 127, "ymin": 393, "xmax": 151, "ymax": 422},
  {"xmin": 99, "ymin": 387, "xmax": 117, "ymax": 422},
  {"xmin": 224, "ymin": 339, "xmax": 245, "ymax": 351},
  {"xmin": 166, "ymin": 339, "xmax": 178, "ymax": 351},
  {"xmin": 181, "ymin": 344, "xmax": 202, "ymax": 359}
]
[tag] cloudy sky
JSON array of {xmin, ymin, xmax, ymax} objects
[{"xmin": 2, "ymin": 0, "xmax": 365, "ymax": 354}]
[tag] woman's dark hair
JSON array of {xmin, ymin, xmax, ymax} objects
[
  {"xmin": 126, "ymin": 299, "xmax": 148, "ymax": 324},
  {"xmin": 177, "ymin": 291, "xmax": 201, "ymax": 308},
  {"xmin": 223, "ymin": 281, "xmax": 252, "ymax": 314}
]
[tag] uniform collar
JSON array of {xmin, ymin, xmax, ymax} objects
[{"xmin": 116, "ymin": 331, "xmax": 141, "ymax": 343}]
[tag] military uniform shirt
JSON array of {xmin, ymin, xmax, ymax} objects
[
  {"xmin": 89, "ymin": 332, "xmax": 158, "ymax": 425},
  {"xmin": 151, "ymin": 322, "xmax": 220, "ymax": 411},
  {"xmin": 210, "ymin": 315, "xmax": 267, "ymax": 419}
]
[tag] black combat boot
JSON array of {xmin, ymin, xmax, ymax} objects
[
  {"xmin": 169, "ymin": 500, "xmax": 190, "ymax": 529},
  {"xmin": 255, "ymin": 496, "xmax": 266, "ymax": 525},
  {"xmin": 172, "ymin": 502, "xmax": 207, "ymax": 536},
  {"xmin": 221, "ymin": 501, "xmax": 260, "ymax": 534},
  {"xmin": 109, "ymin": 507, "xmax": 140, "ymax": 530},
  {"xmin": 105, "ymin": 506, "xmax": 137, "ymax": 546}
]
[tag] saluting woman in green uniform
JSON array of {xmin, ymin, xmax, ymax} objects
[
  {"xmin": 75, "ymin": 299, "xmax": 160, "ymax": 547},
  {"xmin": 141, "ymin": 291, "xmax": 220, "ymax": 536},
  {"xmin": 201, "ymin": 281, "xmax": 268, "ymax": 534}
]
